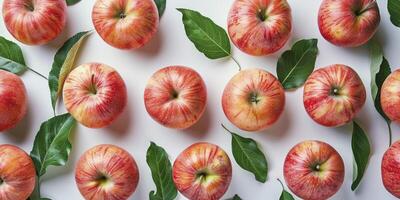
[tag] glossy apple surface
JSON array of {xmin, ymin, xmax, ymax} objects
[
  {"xmin": 381, "ymin": 69, "xmax": 400, "ymax": 123},
  {"xmin": 318, "ymin": 0, "xmax": 380, "ymax": 47},
  {"xmin": 0, "ymin": 144, "xmax": 36, "ymax": 200},
  {"xmin": 2, "ymin": 0, "xmax": 66, "ymax": 45},
  {"xmin": 173, "ymin": 142, "xmax": 232, "ymax": 200},
  {"xmin": 75, "ymin": 144, "xmax": 139, "ymax": 200},
  {"xmin": 92, "ymin": 0, "xmax": 159, "ymax": 49},
  {"xmin": 284, "ymin": 140, "xmax": 344, "ymax": 200},
  {"xmin": 222, "ymin": 68, "xmax": 285, "ymax": 131},
  {"xmin": 227, "ymin": 0, "xmax": 292, "ymax": 56},
  {"xmin": 382, "ymin": 140, "xmax": 400, "ymax": 198},
  {"xmin": 303, "ymin": 64, "xmax": 366, "ymax": 127},
  {"xmin": 144, "ymin": 66, "xmax": 207, "ymax": 129},
  {"xmin": 63, "ymin": 63, "xmax": 127, "ymax": 128}
]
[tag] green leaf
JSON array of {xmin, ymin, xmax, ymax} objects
[
  {"xmin": 48, "ymin": 31, "xmax": 91, "ymax": 113},
  {"xmin": 277, "ymin": 39, "xmax": 318, "ymax": 90},
  {"xmin": 222, "ymin": 124, "xmax": 268, "ymax": 183},
  {"xmin": 0, "ymin": 36, "xmax": 27, "ymax": 74},
  {"xmin": 66, "ymin": 0, "xmax": 81, "ymax": 6},
  {"xmin": 177, "ymin": 8, "xmax": 231, "ymax": 59},
  {"xmin": 225, "ymin": 194, "xmax": 242, "ymax": 200},
  {"xmin": 147, "ymin": 142, "xmax": 177, "ymax": 200},
  {"xmin": 30, "ymin": 113, "xmax": 76, "ymax": 177},
  {"xmin": 154, "ymin": 0, "xmax": 166, "ymax": 18},
  {"xmin": 351, "ymin": 121, "xmax": 371, "ymax": 191},
  {"xmin": 388, "ymin": 0, "xmax": 400, "ymax": 27}
]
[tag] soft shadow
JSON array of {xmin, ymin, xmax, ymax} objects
[
  {"xmin": 134, "ymin": 28, "xmax": 163, "ymax": 57},
  {"xmin": 106, "ymin": 102, "xmax": 133, "ymax": 138},
  {"xmin": 182, "ymin": 107, "xmax": 212, "ymax": 138},
  {"xmin": 259, "ymin": 109, "xmax": 291, "ymax": 140},
  {"xmin": 3, "ymin": 104, "xmax": 33, "ymax": 144}
]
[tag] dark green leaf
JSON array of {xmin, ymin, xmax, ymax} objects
[
  {"xmin": 66, "ymin": 0, "xmax": 81, "ymax": 6},
  {"xmin": 177, "ymin": 8, "xmax": 231, "ymax": 59},
  {"xmin": 278, "ymin": 179, "xmax": 295, "ymax": 200},
  {"xmin": 48, "ymin": 31, "xmax": 91, "ymax": 113},
  {"xmin": 0, "ymin": 36, "xmax": 27, "ymax": 74},
  {"xmin": 277, "ymin": 39, "xmax": 318, "ymax": 89},
  {"xmin": 30, "ymin": 113, "xmax": 76, "ymax": 177},
  {"xmin": 388, "ymin": 0, "xmax": 400, "ymax": 27},
  {"xmin": 147, "ymin": 142, "xmax": 177, "ymax": 200},
  {"xmin": 351, "ymin": 121, "xmax": 371, "ymax": 190},
  {"xmin": 154, "ymin": 0, "xmax": 166, "ymax": 18},
  {"xmin": 225, "ymin": 194, "xmax": 242, "ymax": 200}
]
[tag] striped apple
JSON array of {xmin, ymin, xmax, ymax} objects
[
  {"xmin": 92, "ymin": 0, "xmax": 159, "ymax": 49},
  {"xmin": 382, "ymin": 140, "xmax": 400, "ymax": 198},
  {"xmin": 63, "ymin": 63, "xmax": 127, "ymax": 128},
  {"xmin": 2, "ymin": 0, "xmax": 66, "ymax": 45},
  {"xmin": 303, "ymin": 64, "xmax": 366, "ymax": 127},
  {"xmin": 144, "ymin": 66, "xmax": 207, "ymax": 129},
  {"xmin": 172, "ymin": 142, "xmax": 232, "ymax": 200},
  {"xmin": 227, "ymin": 0, "xmax": 292, "ymax": 56},
  {"xmin": 381, "ymin": 69, "xmax": 400, "ymax": 123}
]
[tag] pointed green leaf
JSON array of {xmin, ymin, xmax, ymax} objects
[
  {"xmin": 225, "ymin": 194, "xmax": 242, "ymax": 200},
  {"xmin": 0, "ymin": 36, "xmax": 27, "ymax": 74},
  {"xmin": 278, "ymin": 179, "xmax": 295, "ymax": 200},
  {"xmin": 351, "ymin": 121, "xmax": 371, "ymax": 190},
  {"xmin": 388, "ymin": 0, "xmax": 400, "ymax": 27},
  {"xmin": 66, "ymin": 0, "xmax": 81, "ymax": 6},
  {"xmin": 154, "ymin": 0, "xmax": 166, "ymax": 18}
]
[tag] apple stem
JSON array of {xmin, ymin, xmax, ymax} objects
[
  {"xmin": 221, "ymin": 123, "xmax": 234, "ymax": 134},
  {"xmin": 387, "ymin": 121, "xmax": 392, "ymax": 147},
  {"xmin": 277, "ymin": 178, "xmax": 285, "ymax": 190},
  {"xmin": 358, "ymin": 0, "xmax": 376, "ymax": 15},
  {"xmin": 231, "ymin": 56, "xmax": 242, "ymax": 71},
  {"xmin": 27, "ymin": 67, "xmax": 48, "ymax": 80}
]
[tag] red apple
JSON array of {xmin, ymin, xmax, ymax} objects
[
  {"xmin": 144, "ymin": 66, "xmax": 207, "ymax": 129},
  {"xmin": 284, "ymin": 140, "xmax": 345, "ymax": 200},
  {"xmin": 382, "ymin": 140, "xmax": 400, "ymax": 198},
  {"xmin": 75, "ymin": 144, "xmax": 139, "ymax": 200},
  {"xmin": 173, "ymin": 142, "xmax": 232, "ymax": 200},
  {"xmin": 63, "ymin": 63, "xmax": 127, "ymax": 128},
  {"xmin": 0, "ymin": 144, "xmax": 36, "ymax": 200},
  {"xmin": 381, "ymin": 69, "xmax": 400, "ymax": 123},
  {"xmin": 92, "ymin": 0, "xmax": 159, "ymax": 49},
  {"xmin": 2, "ymin": 0, "xmax": 66, "ymax": 45},
  {"xmin": 303, "ymin": 64, "xmax": 366, "ymax": 127},
  {"xmin": 318, "ymin": 0, "xmax": 380, "ymax": 47},
  {"xmin": 0, "ymin": 70, "xmax": 27, "ymax": 132},
  {"xmin": 222, "ymin": 68, "xmax": 285, "ymax": 131},
  {"xmin": 227, "ymin": 0, "xmax": 292, "ymax": 56}
]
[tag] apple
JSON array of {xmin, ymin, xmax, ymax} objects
[
  {"xmin": 222, "ymin": 68, "xmax": 285, "ymax": 131},
  {"xmin": 227, "ymin": 0, "xmax": 292, "ymax": 56},
  {"xmin": 381, "ymin": 69, "xmax": 400, "ymax": 123},
  {"xmin": 0, "ymin": 70, "xmax": 27, "ymax": 132},
  {"xmin": 144, "ymin": 66, "xmax": 207, "ymax": 129},
  {"xmin": 75, "ymin": 144, "xmax": 139, "ymax": 200},
  {"xmin": 92, "ymin": 0, "xmax": 159, "ymax": 49},
  {"xmin": 284, "ymin": 140, "xmax": 345, "ymax": 200},
  {"xmin": 318, "ymin": 0, "xmax": 380, "ymax": 47},
  {"xmin": 173, "ymin": 142, "xmax": 232, "ymax": 200},
  {"xmin": 382, "ymin": 140, "xmax": 400, "ymax": 198},
  {"xmin": 63, "ymin": 63, "xmax": 127, "ymax": 128},
  {"xmin": 0, "ymin": 144, "xmax": 36, "ymax": 200},
  {"xmin": 303, "ymin": 64, "xmax": 366, "ymax": 127},
  {"xmin": 2, "ymin": 0, "xmax": 66, "ymax": 45}
]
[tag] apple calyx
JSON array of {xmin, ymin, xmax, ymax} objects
[
  {"xmin": 257, "ymin": 8, "xmax": 268, "ymax": 22},
  {"xmin": 329, "ymin": 87, "xmax": 341, "ymax": 97},
  {"xmin": 116, "ymin": 10, "xmax": 127, "ymax": 19},
  {"xmin": 310, "ymin": 162, "xmax": 323, "ymax": 172},
  {"xmin": 24, "ymin": 1, "xmax": 35, "ymax": 12},
  {"xmin": 95, "ymin": 173, "xmax": 113, "ymax": 188},
  {"xmin": 249, "ymin": 91, "xmax": 261, "ymax": 104}
]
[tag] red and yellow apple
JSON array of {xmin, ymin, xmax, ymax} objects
[
  {"xmin": 318, "ymin": 0, "xmax": 380, "ymax": 47},
  {"xmin": 381, "ymin": 69, "xmax": 400, "ymax": 123},
  {"xmin": 0, "ymin": 144, "xmax": 36, "ymax": 200},
  {"xmin": 63, "ymin": 63, "xmax": 127, "ymax": 128},
  {"xmin": 2, "ymin": 0, "xmax": 66, "ymax": 45},
  {"xmin": 222, "ymin": 68, "xmax": 285, "ymax": 131},
  {"xmin": 173, "ymin": 142, "xmax": 232, "ymax": 200},
  {"xmin": 144, "ymin": 66, "xmax": 207, "ymax": 129},
  {"xmin": 75, "ymin": 144, "xmax": 139, "ymax": 200},
  {"xmin": 0, "ymin": 70, "xmax": 27, "ymax": 132},
  {"xmin": 227, "ymin": 0, "xmax": 292, "ymax": 56},
  {"xmin": 92, "ymin": 0, "xmax": 159, "ymax": 49},
  {"xmin": 382, "ymin": 140, "xmax": 400, "ymax": 198},
  {"xmin": 303, "ymin": 64, "xmax": 366, "ymax": 127},
  {"xmin": 284, "ymin": 140, "xmax": 345, "ymax": 200}
]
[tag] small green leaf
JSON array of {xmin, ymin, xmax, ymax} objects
[
  {"xmin": 154, "ymin": 0, "xmax": 166, "ymax": 18},
  {"xmin": 0, "ymin": 36, "xmax": 27, "ymax": 74},
  {"xmin": 177, "ymin": 8, "xmax": 231, "ymax": 59},
  {"xmin": 30, "ymin": 113, "xmax": 76, "ymax": 177},
  {"xmin": 388, "ymin": 0, "xmax": 400, "ymax": 27},
  {"xmin": 351, "ymin": 121, "xmax": 371, "ymax": 191},
  {"xmin": 147, "ymin": 142, "xmax": 177, "ymax": 200},
  {"xmin": 48, "ymin": 31, "xmax": 91, "ymax": 113},
  {"xmin": 66, "ymin": 0, "xmax": 81, "ymax": 6},
  {"xmin": 225, "ymin": 194, "xmax": 242, "ymax": 200},
  {"xmin": 277, "ymin": 179, "xmax": 295, "ymax": 200},
  {"xmin": 277, "ymin": 39, "xmax": 318, "ymax": 89},
  {"xmin": 222, "ymin": 124, "xmax": 268, "ymax": 183}
]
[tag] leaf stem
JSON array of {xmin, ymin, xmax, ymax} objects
[
  {"xmin": 27, "ymin": 66, "xmax": 48, "ymax": 80},
  {"xmin": 231, "ymin": 56, "xmax": 242, "ymax": 71},
  {"xmin": 277, "ymin": 178, "xmax": 285, "ymax": 190},
  {"xmin": 221, "ymin": 123, "xmax": 233, "ymax": 134},
  {"xmin": 387, "ymin": 121, "xmax": 392, "ymax": 147}
]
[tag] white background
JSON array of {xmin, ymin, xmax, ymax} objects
[{"xmin": 1, "ymin": 0, "xmax": 399, "ymax": 199}]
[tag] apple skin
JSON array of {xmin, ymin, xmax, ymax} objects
[
  {"xmin": 381, "ymin": 69, "xmax": 400, "ymax": 123},
  {"xmin": 227, "ymin": 0, "xmax": 292, "ymax": 56},
  {"xmin": 0, "ymin": 144, "xmax": 36, "ymax": 200},
  {"xmin": 284, "ymin": 140, "xmax": 345, "ymax": 200},
  {"xmin": 303, "ymin": 64, "xmax": 366, "ymax": 127},
  {"xmin": 173, "ymin": 142, "xmax": 232, "ymax": 200},
  {"xmin": 222, "ymin": 68, "xmax": 285, "ymax": 131},
  {"xmin": 2, "ymin": 0, "xmax": 66, "ymax": 45},
  {"xmin": 75, "ymin": 144, "xmax": 139, "ymax": 200},
  {"xmin": 92, "ymin": 0, "xmax": 159, "ymax": 50},
  {"xmin": 0, "ymin": 70, "xmax": 27, "ymax": 132},
  {"xmin": 144, "ymin": 66, "xmax": 207, "ymax": 129},
  {"xmin": 318, "ymin": 0, "xmax": 380, "ymax": 47},
  {"xmin": 382, "ymin": 140, "xmax": 400, "ymax": 198},
  {"xmin": 63, "ymin": 63, "xmax": 127, "ymax": 128}
]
